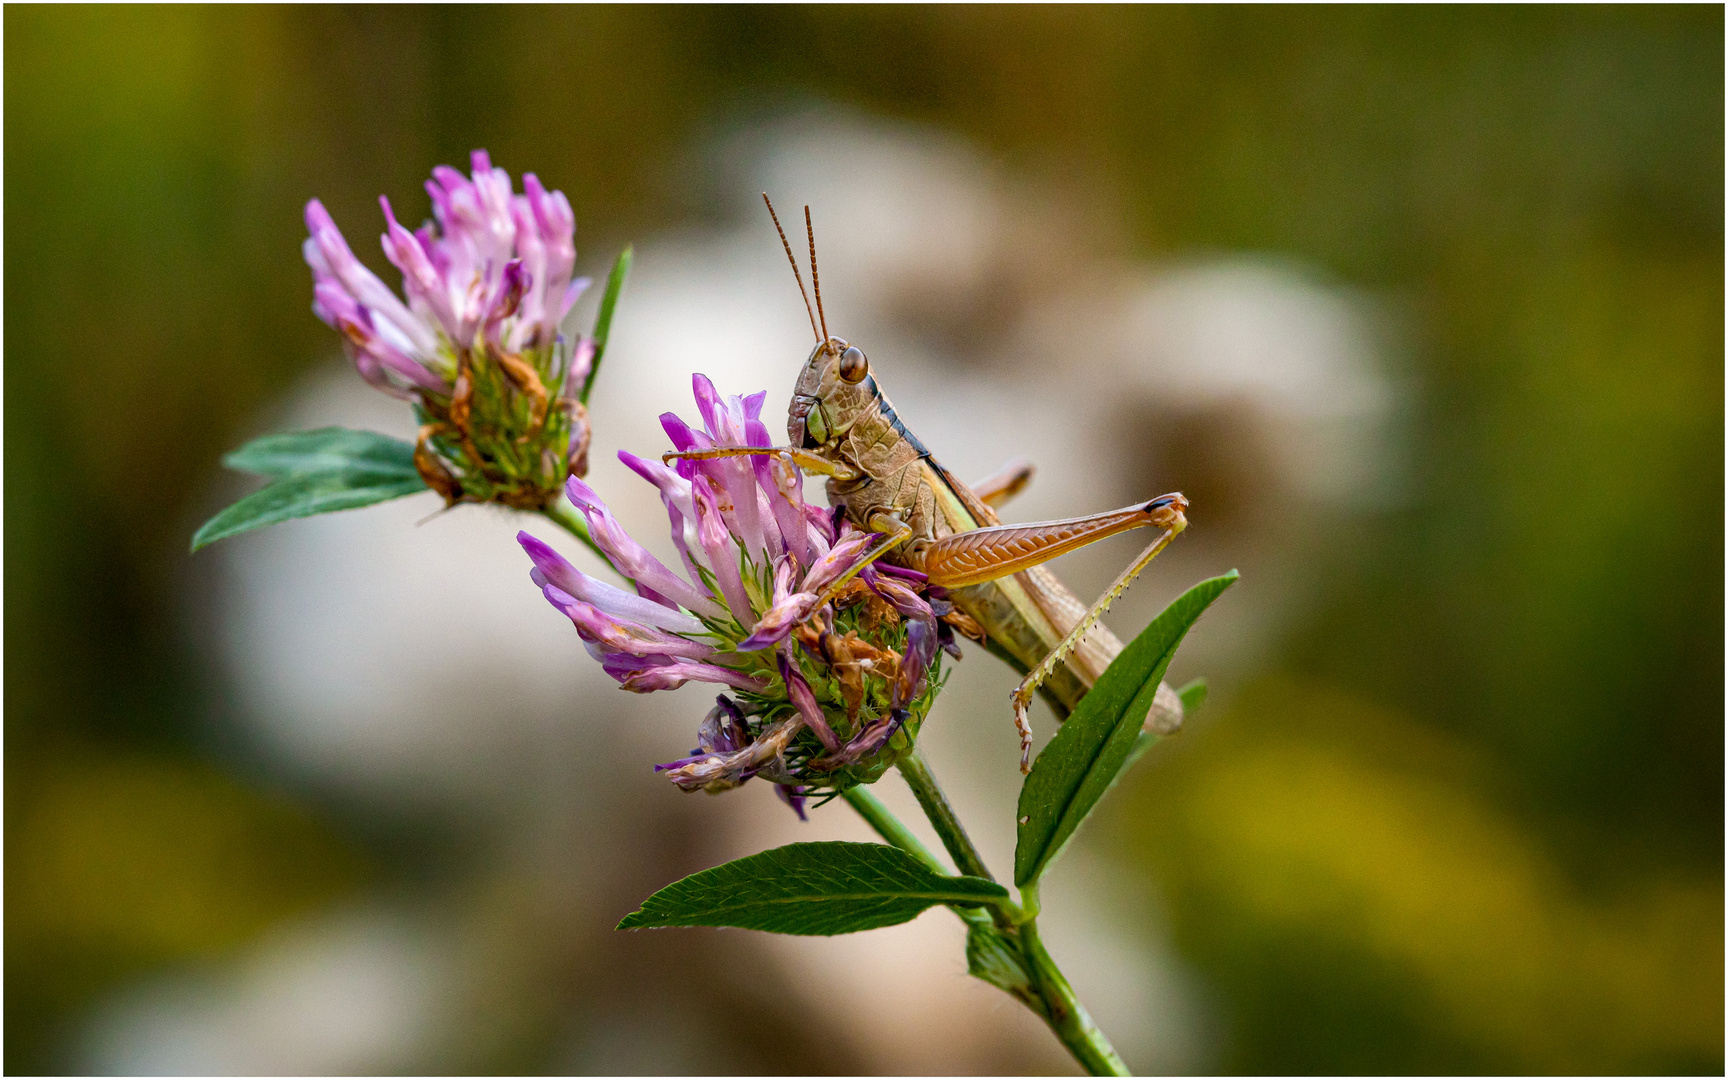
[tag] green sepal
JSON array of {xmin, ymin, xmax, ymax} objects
[
  {"xmin": 580, "ymin": 244, "xmax": 632, "ymax": 404},
  {"xmin": 1014, "ymin": 572, "xmax": 1238, "ymax": 887},
  {"xmin": 965, "ymin": 920, "xmax": 1046, "ymax": 1017},
  {"xmin": 617, "ymin": 841, "xmax": 1007, "ymax": 936},
  {"xmin": 191, "ymin": 428, "xmax": 426, "ymax": 551}
]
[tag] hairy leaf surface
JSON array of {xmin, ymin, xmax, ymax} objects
[
  {"xmin": 222, "ymin": 427, "xmax": 420, "ymax": 480},
  {"xmin": 618, "ymin": 841, "xmax": 1006, "ymax": 936},
  {"xmin": 192, "ymin": 428, "xmax": 425, "ymax": 551}
]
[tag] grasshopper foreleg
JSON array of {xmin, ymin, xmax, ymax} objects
[
  {"xmin": 805, "ymin": 512, "xmax": 915, "ymax": 613},
  {"xmin": 663, "ymin": 445, "xmax": 860, "ymax": 482}
]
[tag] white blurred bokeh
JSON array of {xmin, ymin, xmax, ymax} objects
[{"xmin": 88, "ymin": 110, "xmax": 1394, "ymax": 1075}]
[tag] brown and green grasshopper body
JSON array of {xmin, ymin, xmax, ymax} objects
[
  {"xmin": 671, "ymin": 200, "xmax": 1190, "ymax": 770},
  {"xmin": 790, "ymin": 338, "xmax": 1187, "ymax": 749}
]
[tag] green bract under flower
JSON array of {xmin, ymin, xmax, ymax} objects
[{"xmin": 414, "ymin": 332, "xmax": 589, "ymax": 511}]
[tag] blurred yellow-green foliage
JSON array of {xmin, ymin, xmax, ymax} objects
[
  {"xmin": 6, "ymin": 5, "xmax": 1721, "ymax": 1073},
  {"xmin": 1117, "ymin": 678, "xmax": 1722, "ymax": 1073}
]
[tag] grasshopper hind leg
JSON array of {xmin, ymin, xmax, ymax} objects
[
  {"xmin": 914, "ymin": 493, "xmax": 1190, "ymax": 772},
  {"xmin": 1008, "ymin": 516, "xmax": 1185, "ymax": 771}
]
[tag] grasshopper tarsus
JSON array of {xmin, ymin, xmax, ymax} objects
[{"xmin": 1014, "ymin": 696, "xmax": 1036, "ymax": 773}]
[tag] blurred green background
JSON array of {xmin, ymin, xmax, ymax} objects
[{"xmin": 6, "ymin": 5, "xmax": 1721, "ymax": 1074}]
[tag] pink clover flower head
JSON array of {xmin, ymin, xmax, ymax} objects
[
  {"xmin": 305, "ymin": 151, "xmax": 584, "ymax": 393},
  {"xmin": 522, "ymin": 377, "xmax": 952, "ymax": 806},
  {"xmin": 304, "ymin": 151, "xmax": 597, "ymax": 510}
]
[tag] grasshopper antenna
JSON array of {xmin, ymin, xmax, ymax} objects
[
  {"xmin": 763, "ymin": 193, "xmax": 820, "ymax": 344},
  {"xmin": 805, "ymin": 205, "xmax": 830, "ymax": 347}
]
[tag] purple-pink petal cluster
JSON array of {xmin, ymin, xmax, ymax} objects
[
  {"xmin": 304, "ymin": 150, "xmax": 584, "ymax": 400},
  {"xmin": 522, "ymin": 376, "xmax": 949, "ymax": 804}
]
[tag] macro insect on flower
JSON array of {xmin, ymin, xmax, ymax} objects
[
  {"xmin": 194, "ymin": 161, "xmax": 1236, "ymax": 1075},
  {"xmin": 304, "ymin": 150, "xmax": 596, "ymax": 509},
  {"xmin": 518, "ymin": 375, "xmax": 957, "ymax": 813}
]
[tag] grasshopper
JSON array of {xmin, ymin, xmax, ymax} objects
[{"xmin": 669, "ymin": 199, "xmax": 1189, "ymax": 772}]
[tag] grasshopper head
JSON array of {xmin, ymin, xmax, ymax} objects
[{"xmin": 789, "ymin": 336, "xmax": 874, "ymax": 449}]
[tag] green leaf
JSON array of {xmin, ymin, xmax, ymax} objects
[
  {"xmin": 1014, "ymin": 571, "xmax": 1239, "ymax": 887},
  {"xmin": 192, "ymin": 472, "xmax": 427, "ymax": 552},
  {"xmin": 581, "ymin": 244, "xmax": 632, "ymax": 404},
  {"xmin": 191, "ymin": 428, "xmax": 426, "ymax": 551},
  {"xmin": 617, "ymin": 841, "xmax": 1007, "ymax": 936},
  {"xmin": 1112, "ymin": 677, "xmax": 1215, "ymax": 789},
  {"xmin": 223, "ymin": 427, "xmax": 419, "ymax": 480}
]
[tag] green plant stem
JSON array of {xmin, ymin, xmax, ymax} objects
[
  {"xmin": 1018, "ymin": 907, "xmax": 1131, "ymax": 1077},
  {"xmin": 840, "ymin": 786, "xmax": 946, "ymax": 874},
  {"xmin": 888, "ymin": 752, "xmax": 1128, "ymax": 1076},
  {"xmin": 540, "ymin": 498, "xmax": 609, "ymax": 564},
  {"xmin": 841, "ymin": 785, "xmax": 1024, "ymax": 998},
  {"xmin": 895, "ymin": 749, "xmax": 995, "ymax": 882}
]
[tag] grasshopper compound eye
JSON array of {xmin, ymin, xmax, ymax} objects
[{"xmin": 839, "ymin": 345, "xmax": 870, "ymax": 383}]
